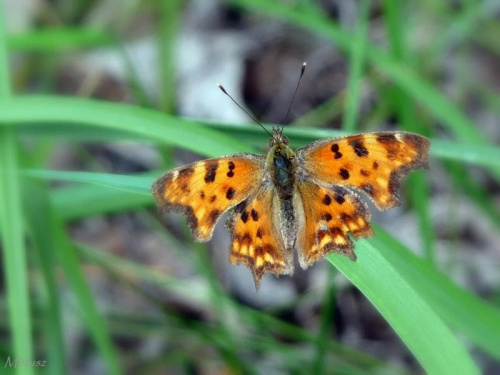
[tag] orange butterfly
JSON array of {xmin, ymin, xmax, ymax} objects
[{"xmin": 152, "ymin": 126, "xmax": 429, "ymax": 289}]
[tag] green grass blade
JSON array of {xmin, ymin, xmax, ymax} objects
[
  {"xmin": 7, "ymin": 28, "xmax": 114, "ymax": 52},
  {"xmin": 23, "ymin": 181, "xmax": 66, "ymax": 374},
  {"xmin": 53, "ymin": 184, "xmax": 154, "ymax": 221},
  {"xmin": 429, "ymin": 0, "xmax": 500, "ymax": 60},
  {"xmin": 371, "ymin": 227, "xmax": 500, "ymax": 360},
  {"xmin": 0, "ymin": 5, "xmax": 33, "ymax": 374},
  {"xmin": 0, "ymin": 97, "xmax": 499, "ymax": 173},
  {"xmin": 157, "ymin": 0, "xmax": 182, "ymax": 113},
  {"xmin": 342, "ymin": 0, "xmax": 370, "ymax": 132},
  {"xmin": 0, "ymin": 95, "xmax": 253, "ymax": 157},
  {"xmin": 312, "ymin": 272, "xmax": 337, "ymax": 375},
  {"xmin": 51, "ymin": 214, "xmax": 121, "ymax": 375},
  {"xmin": 24, "ymin": 169, "xmax": 152, "ymax": 195},
  {"xmin": 328, "ymin": 242, "xmax": 480, "ymax": 374},
  {"xmin": 383, "ymin": 0, "xmax": 435, "ymax": 262}
]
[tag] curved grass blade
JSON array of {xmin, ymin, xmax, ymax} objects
[
  {"xmin": 0, "ymin": 97, "xmax": 499, "ymax": 172},
  {"xmin": 372, "ymin": 227, "xmax": 500, "ymax": 360},
  {"xmin": 0, "ymin": 95, "xmax": 253, "ymax": 157},
  {"xmin": 328, "ymin": 241, "xmax": 480, "ymax": 375}
]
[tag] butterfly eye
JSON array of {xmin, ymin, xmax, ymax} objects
[
  {"xmin": 269, "ymin": 138, "xmax": 276, "ymax": 147},
  {"xmin": 283, "ymin": 136, "xmax": 289, "ymax": 145}
]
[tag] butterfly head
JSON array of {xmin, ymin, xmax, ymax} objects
[{"xmin": 269, "ymin": 126, "xmax": 289, "ymax": 148}]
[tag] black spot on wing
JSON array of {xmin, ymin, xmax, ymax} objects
[
  {"xmin": 226, "ymin": 187, "xmax": 235, "ymax": 199},
  {"xmin": 321, "ymin": 213, "xmax": 333, "ymax": 222},
  {"xmin": 330, "ymin": 143, "xmax": 342, "ymax": 159},
  {"xmin": 334, "ymin": 194, "xmax": 345, "ymax": 204},
  {"xmin": 251, "ymin": 209, "xmax": 259, "ymax": 221},
  {"xmin": 204, "ymin": 162, "xmax": 218, "ymax": 183},
  {"xmin": 323, "ymin": 194, "xmax": 332, "ymax": 205},
  {"xmin": 339, "ymin": 168, "xmax": 350, "ymax": 180},
  {"xmin": 350, "ymin": 139, "xmax": 369, "ymax": 157}
]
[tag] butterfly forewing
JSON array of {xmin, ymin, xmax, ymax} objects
[
  {"xmin": 152, "ymin": 154, "xmax": 265, "ymax": 241},
  {"xmin": 296, "ymin": 132, "xmax": 430, "ymax": 210}
]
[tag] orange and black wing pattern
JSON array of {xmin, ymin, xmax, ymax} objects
[
  {"xmin": 152, "ymin": 154, "xmax": 264, "ymax": 241},
  {"xmin": 297, "ymin": 132, "xmax": 430, "ymax": 210},
  {"xmin": 296, "ymin": 181, "xmax": 373, "ymax": 267},
  {"xmin": 227, "ymin": 184, "xmax": 294, "ymax": 289}
]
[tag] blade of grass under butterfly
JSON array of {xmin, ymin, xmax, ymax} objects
[
  {"xmin": 0, "ymin": 5, "xmax": 33, "ymax": 374},
  {"xmin": 371, "ymin": 226, "xmax": 500, "ymax": 360},
  {"xmin": 328, "ymin": 241, "xmax": 480, "ymax": 375}
]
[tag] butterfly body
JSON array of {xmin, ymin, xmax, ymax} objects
[{"xmin": 152, "ymin": 128, "xmax": 430, "ymax": 289}]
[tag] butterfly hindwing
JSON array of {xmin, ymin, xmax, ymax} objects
[
  {"xmin": 296, "ymin": 132, "xmax": 430, "ymax": 210},
  {"xmin": 296, "ymin": 181, "xmax": 373, "ymax": 268},
  {"xmin": 227, "ymin": 184, "xmax": 294, "ymax": 289},
  {"xmin": 152, "ymin": 154, "xmax": 265, "ymax": 241}
]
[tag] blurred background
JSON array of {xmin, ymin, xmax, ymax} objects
[{"xmin": 1, "ymin": 0, "xmax": 499, "ymax": 374}]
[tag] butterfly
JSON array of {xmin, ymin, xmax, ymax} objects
[{"xmin": 152, "ymin": 126, "xmax": 430, "ymax": 289}]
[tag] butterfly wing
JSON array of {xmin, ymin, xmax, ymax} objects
[
  {"xmin": 152, "ymin": 153, "xmax": 265, "ymax": 241},
  {"xmin": 296, "ymin": 132, "xmax": 430, "ymax": 210},
  {"xmin": 296, "ymin": 180, "xmax": 373, "ymax": 268},
  {"xmin": 226, "ymin": 183, "xmax": 294, "ymax": 289}
]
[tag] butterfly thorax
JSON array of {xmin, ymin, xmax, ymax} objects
[{"xmin": 267, "ymin": 129, "xmax": 297, "ymax": 200}]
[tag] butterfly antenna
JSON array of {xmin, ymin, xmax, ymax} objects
[
  {"xmin": 218, "ymin": 83, "xmax": 274, "ymax": 139},
  {"xmin": 280, "ymin": 61, "xmax": 307, "ymax": 132}
]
